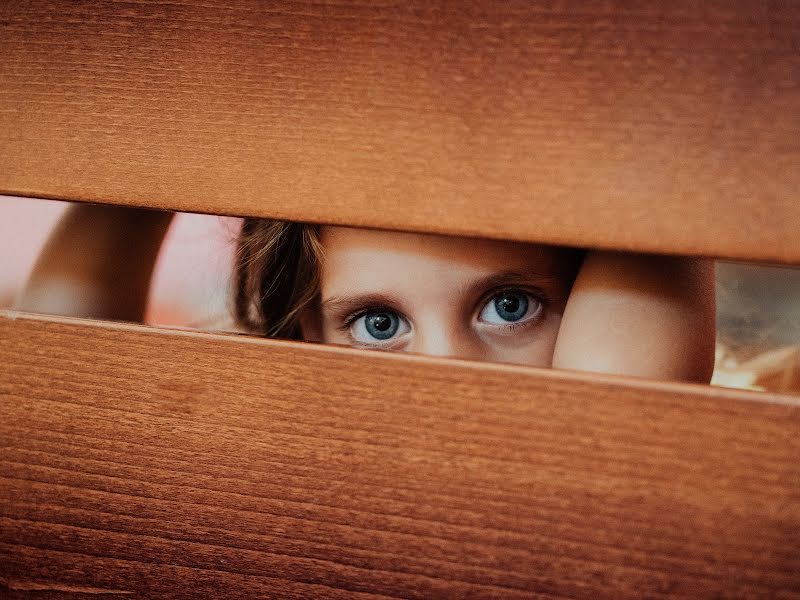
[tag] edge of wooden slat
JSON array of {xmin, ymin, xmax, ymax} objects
[
  {"xmin": 2, "ymin": 308, "xmax": 797, "ymax": 407},
  {"xmin": 5, "ymin": 191, "xmax": 800, "ymax": 267}
]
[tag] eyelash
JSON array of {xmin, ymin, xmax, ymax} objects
[
  {"xmin": 494, "ymin": 319, "xmax": 531, "ymax": 332},
  {"xmin": 340, "ymin": 304, "xmax": 402, "ymax": 332}
]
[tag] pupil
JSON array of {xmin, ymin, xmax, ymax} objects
[
  {"xmin": 494, "ymin": 292, "xmax": 528, "ymax": 322},
  {"xmin": 373, "ymin": 314, "xmax": 391, "ymax": 331},
  {"xmin": 365, "ymin": 311, "xmax": 399, "ymax": 340},
  {"xmin": 499, "ymin": 295, "xmax": 520, "ymax": 313}
]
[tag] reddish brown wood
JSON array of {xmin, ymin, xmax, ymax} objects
[
  {"xmin": 1, "ymin": 312, "xmax": 799, "ymax": 597},
  {"xmin": 0, "ymin": 1, "xmax": 798, "ymax": 263}
]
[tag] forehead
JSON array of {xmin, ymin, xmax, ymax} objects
[{"xmin": 319, "ymin": 226, "xmax": 572, "ymax": 285}]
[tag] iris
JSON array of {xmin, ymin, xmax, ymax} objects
[
  {"xmin": 493, "ymin": 291, "xmax": 529, "ymax": 322},
  {"xmin": 365, "ymin": 312, "xmax": 399, "ymax": 339}
]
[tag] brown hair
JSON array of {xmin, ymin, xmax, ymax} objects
[{"xmin": 233, "ymin": 218, "xmax": 323, "ymax": 339}]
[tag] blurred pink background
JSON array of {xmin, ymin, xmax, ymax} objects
[{"xmin": 0, "ymin": 195, "xmax": 239, "ymax": 328}]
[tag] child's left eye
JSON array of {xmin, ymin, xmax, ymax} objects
[{"xmin": 478, "ymin": 290, "xmax": 543, "ymax": 326}]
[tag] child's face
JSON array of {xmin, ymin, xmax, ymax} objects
[{"xmin": 302, "ymin": 226, "xmax": 579, "ymax": 367}]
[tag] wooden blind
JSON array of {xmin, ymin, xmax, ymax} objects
[
  {"xmin": 0, "ymin": 1, "xmax": 798, "ymax": 262},
  {"xmin": 1, "ymin": 313, "xmax": 799, "ymax": 597},
  {"xmin": 1, "ymin": 1, "xmax": 800, "ymax": 597}
]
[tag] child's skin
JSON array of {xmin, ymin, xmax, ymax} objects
[
  {"xmin": 302, "ymin": 226, "xmax": 580, "ymax": 366},
  {"xmin": 17, "ymin": 204, "xmax": 716, "ymax": 382},
  {"xmin": 17, "ymin": 205, "xmax": 173, "ymax": 322}
]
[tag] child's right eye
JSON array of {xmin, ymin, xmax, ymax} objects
[{"xmin": 349, "ymin": 310, "xmax": 410, "ymax": 345}]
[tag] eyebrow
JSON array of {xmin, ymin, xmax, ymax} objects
[
  {"xmin": 321, "ymin": 293, "xmax": 403, "ymax": 315},
  {"xmin": 321, "ymin": 270, "xmax": 558, "ymax": 316},
  {"xmin": 457, "ymin": 270, "xmax": 558, "ymax": 299}
]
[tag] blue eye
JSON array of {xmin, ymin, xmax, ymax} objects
[
  {"xmin": 350, "ymin": 309, "xmax": 410, "ymax": 345},
  {"xmin": 365, "ymin": 312, "xmax": 399, "ymax": 339},
  {"xmin": 479, "ymin": 289, "xmax": 541, "ymax": 326},
  {"xmin": 493, "ymin": 292, "xmax": 528, "ymax": 322}
]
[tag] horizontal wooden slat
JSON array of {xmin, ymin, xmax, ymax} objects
[
  {"xmin": 0, "ymin": 1, "xmax": 798, "ymax": 263},
  {"xmin": 1, "ymin": 311, "xmax": 798, "ymax": 597}
]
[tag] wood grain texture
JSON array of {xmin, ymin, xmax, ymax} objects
[
  {"xmin": 1, "ymin": 312, "xmax": 799, "ymax": 598},
  {"xmin": 0, "ymin": 1, "xmax": 798, "ymax": 263}
]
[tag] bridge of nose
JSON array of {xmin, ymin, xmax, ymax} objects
[{"xmin": 408, "ymin": 308, "xmax": 483, "ymax": 359}]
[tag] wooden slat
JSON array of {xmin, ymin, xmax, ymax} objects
[
  {"xmin": 0, "ymin": 1, "xmax": 798, "ymax": 263},
  {"xmin": 1, "ymin": 312, "xmax": 798, "ymax": 598}
]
